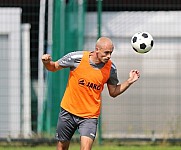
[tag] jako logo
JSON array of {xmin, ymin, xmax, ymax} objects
[
  {"xmin": 78, "ymin": 78, "xmax": 86, "ymax": 86},
  {"xmin": 78, "ymin": 78, "xmax": 101, "ymax": 90}
]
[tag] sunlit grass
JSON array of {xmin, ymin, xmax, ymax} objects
[{"xmin": 0, "ymin": 144, "xmax": 181, "ymax": 150}]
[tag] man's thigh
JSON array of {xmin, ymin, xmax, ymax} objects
[
  {"xmin": 56, "ymin": 109, "xmax": 77, "ymax": 141},
  {"xmin": 78, "ymin": 118, "xmax": 98, "ymax": 140}
]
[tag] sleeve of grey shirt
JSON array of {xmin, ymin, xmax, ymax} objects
[
  {"xmin": 107, "ymin": 63, "xmax": 119, "ymax": 85},
  {"xmin": 57, "ymin": 51, "xmax": 84, "ymax": 69}
]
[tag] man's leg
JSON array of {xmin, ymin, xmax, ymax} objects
[
  {"xmin": 80, "ymin": 136, "xmax": 94, "ymax": 150},
  {"xmin": 56, "ymin": 109, "xmax": 77, "ymax": 150},
  {"xmin": 57, "ymin": 141, "xmax": 70, "ymax": 150},
  {"xmin": 78, "ymin": 118, "xmax": 98, "ymax": 150}
]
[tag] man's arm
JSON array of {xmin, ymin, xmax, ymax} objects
[
  {"xmin": 107, "ymin": 70, "xmax": 140, "ymax": 98},
  {"xmin": 41, "ymin": 54, "xmax": 63, "ymax": 72}
]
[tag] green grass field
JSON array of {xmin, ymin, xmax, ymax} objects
[{"xmin": 0, "ymin": 144, "xmax": 181, "ymax": 150}]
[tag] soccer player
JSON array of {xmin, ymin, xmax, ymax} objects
[{"xmin": 42, "ymin": 37, "xmax": 140, "ymax": 150}]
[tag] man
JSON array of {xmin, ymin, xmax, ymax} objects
[{"xmin": 42, "ymin": 37, "xmax": 140, "ymax": 150}]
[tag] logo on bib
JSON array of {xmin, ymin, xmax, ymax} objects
[
  {"xmin": 78, "ymin": 78, "xmax": 86, "ymax": 86},
  {"xmin": 78, "ymin": 78, "xmax": 102, "ymax": 91}
]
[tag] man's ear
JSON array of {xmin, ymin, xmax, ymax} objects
[{"xmin": 95, "ymin": 47, "xmax": 99, "ymax": 53}]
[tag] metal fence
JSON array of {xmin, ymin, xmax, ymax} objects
[
  {"xmin": 0, "ymin": 0, "xmax": 181, "ymax": 143},
  {"xmin": 84, "ymin": 11, "xmax": 181, "ymax": 140}
]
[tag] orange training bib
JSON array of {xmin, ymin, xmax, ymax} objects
[{"xmin": 60, "ymin": 51, "xmax": 111, "ymax": 118}]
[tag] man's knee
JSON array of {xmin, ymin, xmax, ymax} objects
[{"xmin": 57, "ymin": 141, "xmax": 70, "ymax": 150}]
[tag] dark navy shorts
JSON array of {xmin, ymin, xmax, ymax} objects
[{"xmin": 55, "ymin": 108, "xmax": 98, "ymax": 142}]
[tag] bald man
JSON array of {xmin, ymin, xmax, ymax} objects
[{"xmin": 42, "ymin": 37, "xmax": 140, "ymax": 150}]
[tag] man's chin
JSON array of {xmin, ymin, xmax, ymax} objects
[{"xmin": 103, "ymin": 59, "xmax": 109, "ymax": 63}]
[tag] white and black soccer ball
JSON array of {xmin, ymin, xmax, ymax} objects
[{"xmin": 131, "ymin": 32, "xmax": 154, "ymax": 54}]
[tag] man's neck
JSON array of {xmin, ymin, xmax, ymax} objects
[{"xmin": 89, "ymin": 51, "xmax": 101, "ymax": 64}]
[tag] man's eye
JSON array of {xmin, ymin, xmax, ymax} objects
[{"xmin": 105, "ymin": 52, "xmax": 111, "ymax": 55}]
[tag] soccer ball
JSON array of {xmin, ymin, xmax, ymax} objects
[{"xmin": 131, "ymin": 32, "xmax": 154, "ymax": 54}]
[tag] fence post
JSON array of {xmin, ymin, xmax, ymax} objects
[{"xmin": 97, "ymin": 0, "xmax": 102, "ymax": 145}]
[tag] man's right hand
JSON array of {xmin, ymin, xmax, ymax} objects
[{"xmin": 42, "ymin": 54, "xmax": 52, "ymax": 64}]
